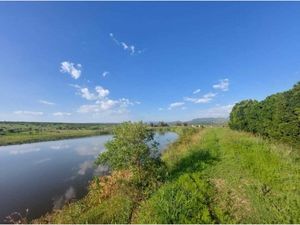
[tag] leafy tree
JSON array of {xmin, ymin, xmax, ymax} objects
[
  {"xmin": 96, "ymin": 122, "xmax": 166, "ymax": 188},
  {"xmin": 229, "ymin": 82, "xmax": 300, "ymax": 145}
]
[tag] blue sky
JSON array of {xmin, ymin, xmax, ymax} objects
[{"xmin": 0, "ymin": 2, "xmax": 299, "ymax": 123}]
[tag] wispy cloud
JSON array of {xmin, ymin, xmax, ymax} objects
[
  {"xmin": 60, "ymin": 61, "xmax": 82, "ymax": 79},
  {"xmin": 39, "ymin": 100, "xmax": 55, "ymax": 105},
  {"xmin": 193, "ymin": 89, "xmax": 201, "ymax": 94},
  {"xmin": 53, "ymin": 112, "xmax": 71, "ymax": 116},
  {"xmin": 102, "ymin": 71, "xmax": 109, "ymax": 77},
  {"xmin": 14, "ymin": 111, "xmax": 44, "ymax": 116},
  {"xmin": 184, "ymin": 92, "xmax": 217, "ymax": 104},
  {"xmin": 109, "ymin": 33, "xmax": 142, "ymax": 55},
  {"xmin": 194, "ymin": 104, "xmax": 234, "ymax": 118},
  {"xmin": 168, "ymin": 102, "xmax": 185, "ymax": 110},
  {"xmin": 78, "ymin": 98, "xmax": 135, "ymax": 114},
  {"xmin": 213, "ymin": 78, "xmax": 229, "ymax": 91}
]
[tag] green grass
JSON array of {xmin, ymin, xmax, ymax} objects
[
  {"xmin": 0, "ymin": 121, "xmax": 114, "ymax": 146},
  {"xmin": 135, "ymin": 127, "xmax": 300, "ymax": 223}
]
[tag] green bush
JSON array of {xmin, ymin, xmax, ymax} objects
[{"xmin": 96, "ymin": 122, "xmax": 166, "ymax": 189}]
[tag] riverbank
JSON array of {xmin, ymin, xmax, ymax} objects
[
  {"xmin": 0, "ymin": 122, "xmax": 114, "ymax": 146},
  {"xmin": 34, "ymin": 127, "xmax": 300, "ymax": 223}
]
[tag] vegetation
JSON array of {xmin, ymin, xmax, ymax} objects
[
  {"xmin": 0, "ymin": 121, "xmax": 114, "ymax": 146},
  {"xmin": 96, "ymin": 122, "xmax": 166, "ymax": 189},
  {"xmin": 34, "ymin": 123, "xmax": 299, "ymax": 224},
  {"xmin": 135, "ymin": 128, "xmax": 300, "ymax": 223},
  {"xmin": 229, "ymin": 82, "xmax": 300, "ymax": 145}
]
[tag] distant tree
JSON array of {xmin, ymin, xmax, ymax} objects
[
  {"xmin": 176, "ymin": 122, "xmax": 182, "ymax": 126},
  {"xmin": 158, "ymin": 121, "xmax": 168, "ymax": 127}
]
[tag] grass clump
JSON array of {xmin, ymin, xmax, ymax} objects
[
  {"xmin": 134, "ymin": 173, "xmax": 214, "ymax": 224},
  {"xmin": 77, "ymin": 194, "xmax": 133, "ymax": 224}
]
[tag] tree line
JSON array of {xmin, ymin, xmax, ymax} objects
[{"xmin": 229, "ymin": 82, "xmax": 300, "ymax": 145}]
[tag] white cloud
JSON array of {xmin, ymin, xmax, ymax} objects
[
  {"xmin": 95, "ymin": 86, "xmax": 110, "ymax": 98},
  {"xmin": 14, "ymin": 111, "xmax": 44, "ymax": 116},
  {"xmin": 184, "ymin": 92, "xmax": 217, "ymax": 104},
  {"xmin": 158, "ymin": 107, "xmax": 164, "ymax": 111},
  {"xmin": 168, "ymin": 102, "xmax": 185, "ymax": 110},
  {"xmin": 109, "ymin": 33, "xmax": 140, "ymax": 55},
  {"xmin": 80, "ymin": 87, "xmax": 96, "ymax": 100},
  {"xmin": 102, "ymin": 71, "xmax": 109, "ymax": 77},
  {"xmin": 121, "ymin": 42, "xmax": 129, "ymax": 50},
  {"xmin": 72, "ymin": 85, "xmax": 110, "ymax": 101},
  {"xmin": 60, "ymin": 61, "xmax": 82, "ymax": 79},
  {"xmin": 78, "ymin": 98, "xmax": 134, "ymax": 114},
  {"xmin": 71, "ymin": 82, "xmax": 135, "ymax": 117},
  {"xmin": 193, "ymin": 89, "xmax": 201, "ymax": 94},
  {"xmin": 194, "ymin": 104, "xmax": 234, "ymax": 118},
  {"xmin": 39, "ymin": 100, "xmax": 55, "ymax": 105},
  {"xmin": 213, "ymin": 78, "xmax": 229, "ymax": 91},
  {"xmin": 53, "ymin": 112, "xmax": 71, "ymax": 116}
]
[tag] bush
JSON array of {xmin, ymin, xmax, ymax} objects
[{"xmin": 96, "ymin": 122, "xmax": 166, "ymax": 189}]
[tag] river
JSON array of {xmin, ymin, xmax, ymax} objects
[{"xmin": 0, "ymin": 132, "xmax": 178, "ymax": 223}]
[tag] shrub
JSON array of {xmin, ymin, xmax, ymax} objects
[{"xmin": 96, "ymin": 122, "xmax": 166, "ymax": 189}]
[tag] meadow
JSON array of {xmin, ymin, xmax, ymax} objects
[{"xmin": 0, "ymin": 122, "xmax": 114, "ymax": 146}]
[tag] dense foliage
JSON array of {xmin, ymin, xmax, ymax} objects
[
  {"xmin": 229, "ymin": 82, "xmax": 300, "ymax": 145},
  {"xmin": 96, "ymin": 122, "xmax": 165, "ymax": 188}
]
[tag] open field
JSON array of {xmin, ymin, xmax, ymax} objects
[
  {"xmin": 0, "ymin": 122, "xmax": 115, "ymax": 146},
  {"xmin": 34, "ymin": 127, "xmax": 300, "ymax": 224}
]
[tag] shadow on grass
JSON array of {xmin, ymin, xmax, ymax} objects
[{"xmin": 168, "ymin": 149, "xmax": 218, "ymax": 181}]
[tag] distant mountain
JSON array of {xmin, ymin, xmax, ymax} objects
[{"xmin": 187, "ymin": 117, "xmax": 228, "ymax": 125}]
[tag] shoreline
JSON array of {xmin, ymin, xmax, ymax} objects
[{"xmin": 0, "ymin": 130, "xmax": 112, "ymax": 147}]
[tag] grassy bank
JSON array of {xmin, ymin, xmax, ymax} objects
[
  {"xmin": 0, "ymin": 122, "xmax": 114, "ymax": 146},
  {"xmin": 34, "ymin": 127, "xmax": 300, "ymax": 223},
  {"xmin": 136, "ymin": 127, "xmax": 300, "ymax": 223}
]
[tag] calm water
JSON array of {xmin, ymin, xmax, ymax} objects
[{"xmin": 0, "ymin": 132, "xmax": 178, "ymax": 223}]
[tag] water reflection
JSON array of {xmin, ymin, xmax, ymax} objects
[
  {"xmin": 0, "ymin": 132, "xmax": 178, "ymax": 222},
  {"xmin": 52, "ymin": 186, "xmax": 76, "ymax": 210},
  {"xmin": 78, "ymin": 160, "xmax": 94, "ymax": 175}
]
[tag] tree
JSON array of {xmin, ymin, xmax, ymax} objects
[
  {"xmin": 96, "ymin": 122, "xmax": 165, "ymax": 188},
  {"xmin": 229, "ymin": 82, "xmax": 300, "ymax": 145}
]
